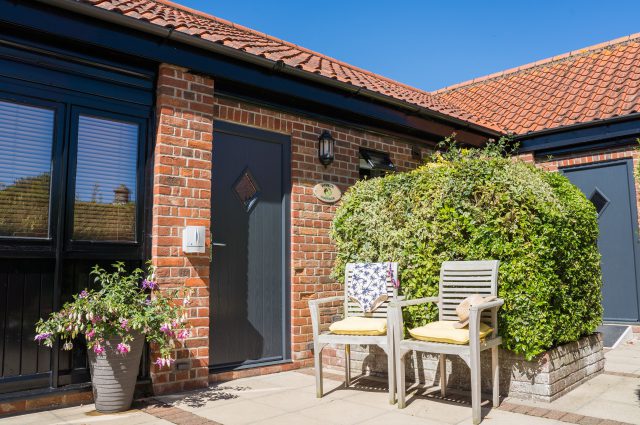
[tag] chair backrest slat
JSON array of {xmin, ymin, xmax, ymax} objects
[
  {"xmin": 439, "ymin": 260, "xmax": 499, "ymax": 324},
  {"xmin": 345, "ymin": 262, "xmax": 398, "ymax": 318}
]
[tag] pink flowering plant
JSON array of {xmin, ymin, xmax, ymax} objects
[{"xmin": 35, "ymin": 261, "xmax": 192, "ymax": 367}]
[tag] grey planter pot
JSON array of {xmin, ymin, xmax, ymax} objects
[{"xmin": 87, "ymin": 332, "xmax": 144, "ymax": 413}]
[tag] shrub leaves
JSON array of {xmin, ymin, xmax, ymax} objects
[{"xmin": 331, "ymin": 142, "xmax": 602, "ymax": 359}]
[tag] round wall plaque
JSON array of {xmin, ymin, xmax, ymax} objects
[{"xmin": 313, "ymin": 182, "xmax": 342, "ymax": 203}]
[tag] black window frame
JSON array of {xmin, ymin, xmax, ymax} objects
[
  {"xmin": 0, "ymin": 87, "xmax": 151, "ymax": 262},
  {"xmin": 359, "ymin": 147, "xmax": 396, "ymax": 180},
  {"xmin": 64, "ymin": 106, "xmax": 148, "ymax": 255},
  {"xmin": 0, "ymin": 92, "xmax": 66, "ymax": 255}
]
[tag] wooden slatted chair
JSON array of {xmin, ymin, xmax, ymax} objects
[
  {"xmin": 390, "ymin": 260, "xmax": 503, "ymax": 425},
  {"xmin": 309, "ymin": 262, "xmax": 398, "ymax": 404}
]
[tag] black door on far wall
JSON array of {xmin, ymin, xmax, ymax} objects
[
  {"xmin": 563, "ymin": 159, "xmax": 640, "ymax": 323},
  {"xmin": 210, "ymin": 121, "xmax": 291, "ymax": 371}
]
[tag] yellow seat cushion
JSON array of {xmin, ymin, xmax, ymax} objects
[
  {"xmin": 329, "ymin": 317, "xmax": 387, "ymax": 336},
  {"xmin": 409, "ymin": 321, "xmax": 493, "ymax": 345}
]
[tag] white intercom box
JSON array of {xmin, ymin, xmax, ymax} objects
[{"xmin": 182, "ymin": 226, "xmax": 206, "ymax": 254}]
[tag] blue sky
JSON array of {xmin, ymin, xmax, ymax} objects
[{"xmin": 178, "ymin": 0, "xmax": 640, "ymax": 91}]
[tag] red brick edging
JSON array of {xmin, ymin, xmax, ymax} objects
[
  {"xmin": 136, "ymin": 399, "xmax": 222, "ymax": 425},
  {"xmin": 498, "ymin": 401, "xmax": 632, "ymax": 425},
  {"xmin": 0, "ymin": 388, "xmax": 93, "ymax": 416}
]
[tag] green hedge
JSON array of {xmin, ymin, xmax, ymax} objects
[{"xmin": 331, "ymin": 141, "xmax": 602, "ymax": 359}]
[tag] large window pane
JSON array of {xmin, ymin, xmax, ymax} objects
[
  {"xmin": 0, "ymin": 100, "xmax": 54, "ymax": 238},
  {"xmin": 73, "ymin": 115, "xmax": 138, "ymax": 241}
]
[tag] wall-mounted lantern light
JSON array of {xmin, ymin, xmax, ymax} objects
[{"xmin": 318, "ymin": 130, "xmax": 335, "ymax": 167}]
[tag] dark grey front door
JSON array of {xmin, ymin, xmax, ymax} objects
[
  {"xmin": 210, "ymin": 121, "xmax": 290, "ymax": 370},
  {"xmin": 563, "ymin": 159, "xmax": 640, "ymax": 323}
]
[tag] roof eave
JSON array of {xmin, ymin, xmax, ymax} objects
[
  {"xmin": 515, "ymin": 112, "xmax": 640, "ymax": 140},
  {"xmin": 35, "ymin": 0, "xmax": 503, "ymax": 138}
]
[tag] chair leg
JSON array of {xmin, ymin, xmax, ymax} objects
[
  {"xmin": 439, "ymin": 354, "xmax": 447, "ymax": 397},
  {"xmin": 470, "ymin": 347, "xmax": 482, "ymax": 425},
  {"xmin": 387, "ymin": 344, "xmax": 395, "ymax": 404},
  {"xmin": 396, "ymin": 351, "xmax": 407, "ymax": 409},
  {"xmin": 344, "ymin": 344, "xmax": 351, "ymax": 388},
  {"xmin": 492, "ymin": 346, "xmax": 500, "ymax": 407},
  {"xmin": 314, "ymin": 342, "xmax": 324, "ymax": 398}
]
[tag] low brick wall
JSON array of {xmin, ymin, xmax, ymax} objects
[{"xmin": 332, "ymin": 333, "xmax": 604, "ymax": 402}]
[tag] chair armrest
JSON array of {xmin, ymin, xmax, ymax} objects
[
  {"xmin": 309, "ymin": 296, "xmax": 343, "ymax": 338},
  {"xmin": 390, "ymin": 296, "xmax": 438, "ymax": 308},
  {"xmin": 469, "ymin": 298, "xmax": 504, "ymax": 313},
  {"xmin": 470, "ymin": 298, "xmax": 504, "ymax": 340},
  {"xmin": 308, "ymin": 296, "xmax": 343, "ymax": 307}
]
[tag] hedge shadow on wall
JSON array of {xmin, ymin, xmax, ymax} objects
[{"xmin": 331, "ymin": 139, "xmax": 603, "ymax": 359}]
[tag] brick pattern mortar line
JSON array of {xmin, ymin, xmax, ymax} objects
[
  {"xmin": 135, "ymin": 398, "xmax": 223, "ymax": 425},
  {"xmin": 498, "ymin": 401, "xmax": 634, "ymax": 425}
]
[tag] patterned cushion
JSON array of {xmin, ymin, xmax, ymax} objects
[
  {"xmin": 348, "ymin": 262, "xmax": 393, "ymax": 313},
  {"xmin": 329, "ymin": 317, "xmax": 387, "ymax": 336},
  {"xmin": 409, "ymin": 321, "xmax": 493, "ymax": 345}
]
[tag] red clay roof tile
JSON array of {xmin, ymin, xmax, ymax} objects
[
  {"xmin": 70, "ymin": 1, "xmax": 640, "ymax": 136},
  {"xmin": 77, "ymin": 0, "xmax": 503, "ymax": 132},
  {"xmin": 434, "ymin": 34, "xmax": 640, "ymax": 134}
]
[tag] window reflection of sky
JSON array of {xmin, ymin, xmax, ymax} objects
[{"xmin": 0, "ymin": 101, "xmax": 54, "ymax": 190}]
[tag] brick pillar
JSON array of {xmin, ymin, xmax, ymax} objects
[{"xmin": 151, "ymin": 64, "xmax": 214, "ymax": 394}]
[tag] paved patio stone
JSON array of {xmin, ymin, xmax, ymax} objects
[
  {"xmin": 603, "ymin": 360, "xmax": 640, "ymax": 375},
  {"xmin": 357, "ymin": 411, "xmax": 444, "ymax": 425},
  {"xmin": 250, "ymin": 371, "xmax": 318, "ymax": 389},
  {"xmin": 342, "ymin": 390, "xmax": 402, "ymax": 411},
  {"xmin": 575, "ymin": 399, "xmax": 640, "ymax": 425},
  {"xmin": 297, "ymin": 399, "xmax": 389, "ymax": 424},
  {"xmin": 1, "ymin": 337, "xmax": 638, "ymax": 425},
  {"xmin": 251, "ymin": 387, "xmax": 336, "ymax": 412},
  {"xmin": 190, "ymin": 399, "xmax": 287, "ymax": 425},
  {"xmin": 599, "ymin": 377, "xmax": 640, "ymax": 405},
  {"xmin": 0, "ymin": 406, "xmax": 171, "ymax": 425},
  {"xmin": 404, "ymin": 401, "xmax": 477, "ymax": 424},
  {"xmin": 604, "ymin": 340, "xmax": 640, "ymax": 375},
  {"xmin": 249, "ymin": 412, "xmax": 330, "ymax": 425},
  {"xmin": 0, "ymin": 410, "xmax": 59, "ymax": 425},
  {"xmin": 156, "ymin": 379, "xmax": 281, "ymax": 411}
]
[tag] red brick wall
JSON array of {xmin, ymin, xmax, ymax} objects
[
  {"xmin": 149, "ymin": 66, "xmax": 426, "ymax": 389},
  {"xmin": 150, "ymin": 64, "xmax": 214, "ymax": 394},
  {"xmin": 213, "ymin": 97, "xmax": 424, "ymax": 367}
]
